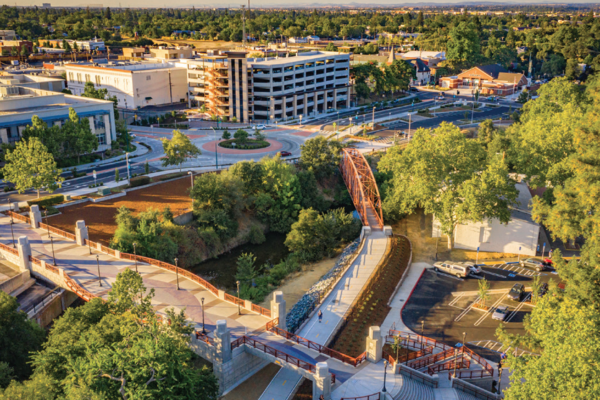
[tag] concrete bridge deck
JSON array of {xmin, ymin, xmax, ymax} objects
[{"xmin": 0, "ymin": 214, "xmax": 271, "ymax": 337}]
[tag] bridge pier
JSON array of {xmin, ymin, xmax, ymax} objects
[
  {"xmin": 366, "ymin": 326, "xmax": 383, "ymax": 363},
  {"xmin": 214, "ymin": 320, "xmax": 232, "ymax": 363},
  {"xmin": 312, "ymin": 362, "xmax": 332, "ymax": 400},
  {"xmin": 270, "ymin": 291, "xmax": 286, "ymax": 330},
  {"xmin": 16, "ymin": 236, "xmax": 31, "ymax": 272},
  {"xmin": 29, "ymin": 205, "xmax": 42, "ymax": 229},
  {"xmin": 75, "ymin": 220, "xmax": 89, "ymax": 246}
]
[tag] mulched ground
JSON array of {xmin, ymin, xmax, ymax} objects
[
  {"xmin": 49, "ymin": 177, "xmax": 194, "ymax": 245},
  {"xmin": 329, "ymin": 236, "xmax": 410, "ymax": 357}
]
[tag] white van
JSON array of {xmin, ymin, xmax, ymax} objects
[{"xmin": 433, "ymin": 261, "xmax": 469, "ymax": 278}]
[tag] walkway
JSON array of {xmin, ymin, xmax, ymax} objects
[
  {"xmin": 0, "ymin": 215, "xmax": 270, "ymax": 338},
  {"xmin": 258, "ymin": 230, "xmax": 389, "ymax": 400}
]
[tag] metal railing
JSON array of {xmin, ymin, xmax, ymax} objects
[
  {"xmin": 39, "ymin": 222, "xmax": 76, "ymax": 241},
  {"xmin": 195, "ymin": 331, "xmax": 215, "ymax": 346},
  {"xmin": 428, "ymin": 359, "xmax": 470, "ymax": 376},
  {"xmin": 63, "ymin": 273, "xmax": 97, "ymax": 302},
  {"xmin": 341, "ymin": 393, "xmax": 380, "ymax": 400},
  {"xmin": 8, "ymin": 211, "xmax": 30, "ymax": 224},
  {"xmin": 0, "ymin": 241, "xmax": 19, "ymax": 256},
  {"xmin": 266, "ymin": 322, "xmax": 367, "ymax": 367},
  {"xmin": 452, "ymin": 378, "xmax": 501, "ymax": 400},
  {"xmin": 407, "ymin": 348, "xmax": 456, "ymax": 370},
  {"xmin": 399, "ymin": 364, "xmax": 439, "ymax": 388},
  {"xmin": 25, "ymin": 287, "xmax": 62, "ymax": 319}
]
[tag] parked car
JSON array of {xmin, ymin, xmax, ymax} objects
[
  {"xmin": 462, "ymin": 262, "xmax": 481, "ymax": 275},
  {"xmin": 508, "ymin": 283, "xmax": 525, "ymax": 301},
  {"xmin": 519, "ymin": 258, "xmax": 546, "ymax": 272},
  {"xmin": 253, "ymin": 124, "xmax": 266, "ymax": 130},
  {"xmin": 433, "ymin": 261, "xmax": 469, "ymax": 278},
  {"xmin": 492, "ymin": 305, "xmax": 509, "ymax": 321},
  {"xmin": 278, "ymin": 151, "xmax": 292, "ymax": 157}
]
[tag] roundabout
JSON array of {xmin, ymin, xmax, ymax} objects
[{"xmin": 201, "ymin": 139, "xmax": 284, "ymax": 154}]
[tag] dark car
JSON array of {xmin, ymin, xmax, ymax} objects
[
  {"xmin": 508, "ymin": 283, "xmax": 525, "ymax": 301},
  {"xmin": 410, "ymin": 87, "xmax": 419, "ymax": 92},
  {"xmin": 278, "ymin": 151, "xmax": 292, "ymax": 157}
]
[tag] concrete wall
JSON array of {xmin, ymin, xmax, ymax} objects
[
  {"xmin": 130, "ymin": 68, "xmax": 188, "ymax": 109},
  {"xmin": 0, "ymin": 270, "xmax": 30, "ymax": 294},
  {"xmin": 173, "ymin": 210, "xmax": 193, "ymax": 225},
  {"xmin": 0, "ymin": 248, "xmax": 21, "ymax": 266},
  {"xmin": 216, "ymin": 347, "xmax": 271, "ymax": 395}
]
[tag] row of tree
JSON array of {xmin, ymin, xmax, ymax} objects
[{"xmin": 350, "ymin": 59, "xmax": 417, "ymax": 101}]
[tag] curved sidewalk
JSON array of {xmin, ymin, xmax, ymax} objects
[{"xmin": 258, "ymin": 230, "xmax": 389, "ymax": 400}]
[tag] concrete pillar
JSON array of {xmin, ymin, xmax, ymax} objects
[
  {"xmin": 304, "ymin": 93, "xmax": 309, "ymax": 116},
  {"xmin": 75, "ymin": 220, "xmax": 88, "ymax": 246},
  {"xmin": 214, "ymin": 319, "xmax": 232, "ymax": 363},
  {"xmin": 366, "ymin": 326, "xmax": 383, "ymax": 363},
  {"xmin": 270, "ymin": 291, "xmax": 286, "ymax": 331},
  {"xmin": 269, "ymin": 96, "xmax": 275, "ymax": 122},
  {"xmin": 11, "ymin": 202, "xmax": 19, "ymax": 212},
  {"xmin": 333, "ymin": 89, "xmax": 338, "ymax": 109},
  {"xmin": 312, "ymin": 362, "xmax": 332, "ymax": 400},
  {"xmin": 293, "ymin": 94, "xmax": 298, "ymax": 118},
  {"xmin": 383, "ymin": 225, "xmax": 393, "ymax": 236},
  {"xmin": 323, "ymin": 90, "xmax": 328, "ymax": 113},
  {"xmin": 346, "ymin": 89, "xmax": 351, "ymax": 108},
  {"xmin": 16, "ymin": 236, "xmax": 31, "ymax": 272},
  {"xmin": 103, "ymin": 114, "xmax": 112, "ymax": 145},
  {"xmin": 282, "ymin": 96, "xmax": 287, "ymax": 120},
  {"xmin": 360, "ymin": 226, "xmax": 372, "ymax": 241},
  {"xmin": 314, "ymin": 92, "xmax": 318, "ymax": 115},
  {"xmin": 29, "ymin": 205, "xmax": 42, "ymax": 229}
]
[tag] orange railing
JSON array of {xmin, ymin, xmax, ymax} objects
[
  {"xmin": 428, "ymin": 359, "xmax": 470, "ymax": 376},
  {"xmin": 0, "ymin": 241, "xmax": 19, "ymax": 256},
  {"xmin": 63, "ymin": 273, "xmax": 97, "ymax": 302},
  {"xmin": 266, "ymin": 322, "xmax": 367, "ymax": 367},
  {"xmin": 39, "ymin": 222, "xmax": 76, "ymax": 241},
  {"xmin": 195, "ymin": 331, "xmax": 215, "ymax": 346},
  {"xmin": 8, "ymin": 211, "xmax": 30, "ymax": 224},
  {"xmin": 231, "ymin": 335, "xmax": 336, "ymax": 384},
  {"xmin": 407, "ymin": 348, "xmax": 456, "ymax": 370},
  {"xmin": 457, "ymin": 346, "xmax": 494, "ymax": 378}
]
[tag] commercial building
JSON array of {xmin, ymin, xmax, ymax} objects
[
  {"xmin": 400, "ymin": 51, "xmax": 445, "ymax": 67},
  {"xmin": 0, "ymin": 40, "xmax": 33, "ymax": 54},
  {"xmin": 433, "ymin": 181, "xmax": 540, "ymax": 256},
  {"xmin": 0, "ymin": 30, "xmax": 16, "ymax": 40},
  {"xmin": 149, "ymin": 46, "xmax": 193, "ymax": 60},
  {"xmin": 0, "ymin": 72, "xmax": 65, "ymax": 92},
  {"xmin": 439, "ymin": 65, "xmax": 527, "ymax": 95},
  {"xmin": 182, "ymin": 50, "xmax": 351, "ymax": 123},
  {"xmin": 122, "ymin": 47, "xmax": 146, "ymax": 59},
  {"xmin": 65, "ymin": 62, "xmax": 188, "ymax": 110},
  {"xmin": 0, "ymin": 86, "xmax": 116, "ymax": 151}
]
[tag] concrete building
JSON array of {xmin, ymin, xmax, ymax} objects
[
  {"xmin": 0, "ymin": 40, "xmax": 33, "ymax": 54},
  {"xmin": 400, "ymin": 51, "xmax": 445, "ymax": 67},
  {"xmin": 181, "ymin": 50, "xmax": 351, "ymax": 123},
  {"xmin": 149, "ymin": 46, "xmax": 193, "ymax": 60},
  {"xmin": 0, "ymin": 86, "xmax": 116, "ymax": 151},
  {"xmin": 439, "ymin": 65, "xmax": 527, "ymax": 96},
  {"xmin": 0, "ymin": 30, "xmax": 16, "ymax": 40},
  {"xmin": 74, "ymin": 39, "xmax": 105, "ymax": 51},
  {"xmin": 65, "ymin": 62, "xmax": 188, "ymax": 110},
  {"xmin": 0, "ymin": 72, "xmax": 65, "ymax": 92},
  {"xmin": 433, "ymin": 182, "xmax": 540, "ymax": 256},
  {"xmin": 122, "ymin": 47, "xmax": 146, "ymax": 58}
]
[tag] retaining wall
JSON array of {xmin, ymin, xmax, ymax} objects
[
  {"xmin": 216, "ymin": 346, "xmax": 270, "ymax": 395},
  {"xmin": 0, "ymin": 270, "xmax": 30, "ymax": 294}
]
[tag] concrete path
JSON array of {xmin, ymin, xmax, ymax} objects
[
  {"xmin": 258, "ymin": 230, "xmax": 389, "ymax": 400},
  {"xmin": 0, "ymin": 216, "xmax": 270, "ymax": 337}
]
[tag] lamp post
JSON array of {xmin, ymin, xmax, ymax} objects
[
  {"xmin": 201, "ymin": 297, "xmax": 206, "ymax": 334},
  {"xmin": 44, "ymin": 209, "xmax": 50, "ymax": 237},
  {"xmin": 50, "ymin": 235, "xmax": 57, "ymax": 266},
  {"xmin": 372, "ymin": 106, "xmax": 375, "ymax": 127},
  {"xmin": 236, "ymin": 280, "xmax": 241, "ymax": 315},
  {"xmin": 175, "ymin": 258, "xmax": 180, "ymax": 290},
  {"xmin": 125, "ymin": 152, "xmax": 131, "ymax": 181},
  {"xmin": 188, "ymin": 171, "xmax": 194, "ymax": 189},
  {"xmin": 382, "ymin": 360, "xmax": 388, "ymax": 393},
  {"xmin": 88, "ymin": 230, "xmax": 92, "ymax": 254},
  {"xmin": 96, "ymin": 254, "xmax": 102, "ymax": 287},
  {"xmin": 210, "ymin": 127, "xmax": 219, "ymax": 170},
  {"xmin": 421, "ymin": 320, "xmax": 425, "ymax": 351},
  {"xmin": 132, "ymin": 242, "xmax": 138, "ymax": 273}
]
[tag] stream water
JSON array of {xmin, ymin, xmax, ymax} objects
[{"xmin": 190, "ymin": 232, "xmax": 289, "ymax": 290}]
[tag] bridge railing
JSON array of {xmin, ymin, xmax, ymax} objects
[
  {"xmin": 39, "ymin": 222, "xmax": 76, "ymax": 241},
  {"xmin": 8, "ymin": 211, "xmax": 30, "ymax": 224},
  {"xmin": 231, "ymin": 335, "xmax": 336, "ymax": 384},
  {"xmin": 428, "ymin": 359, "xmax": 470, "ymax": 376},
  {"xmin": 266, "ymin": 319, "xmax": 367, "ymax": 367},
  {"xmin": 341, "ymin": 393, "xmax": 380, "ymax": 400},
  {"xmin": 0, "ymin": 242, "xmax": 19, "ymax": 256}
]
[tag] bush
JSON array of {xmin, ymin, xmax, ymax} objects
[
  {"xmin": 3, "ymin": 186, "xmax": 14, "ymax": 192},
  {"xmin": 246, "ymin": 224, "xmax": 266, "ymax": 244},
  {"xmin": 27, "ymin": 194, "xmax": 64, "ymax": 209},
  {"xmin": 129, "ymin": 176, "xmax": 151, "ymax": 188}
]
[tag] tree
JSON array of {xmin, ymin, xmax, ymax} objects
[
  {"xmin": 20, "ymin": 115, "xmax": 64, "ymax": 160},
  {"xmin": 107, "ymin": 268, "xmax": 155, "ymax": 317},
  {"xmin": 378, "ymin": 123, "xmax": 518, "ymax": 248},
  {"xmin": 0, "ymin": 292, "xmax": 45, "ymax": 385},
  {"xmin": 478, "ymin": 278, "xmax": 490, "ymax": 307},
  {"xmin": 530, "ymin": 275, "xmax": 541, "ymax": 305},
  {"xmin": 62, "ymin": 108, "xmax": 99, "ymax": 163},
  {"xmin": 233, "ymin": 129, "xmax": 249, "ymax": 143},
  {"xmin": 541, "ymin": 54, "xmax": 566, "ymax": 77},
  {"xmin": 235, "ymin": 252, "xmax": 258, "ymax": 285},
  {"xmin": 2, "ymin": 137, "xmax": 63, "ymax": 198},
  {"xmin": 81, "ymin": 82, "xmax": 119, "ymax": 120},
  {"xmin": 325, "ymin": 43, "xmax": 338, "ymax": 51},
  {"xmin": 477, "ymin": 119, "xmax": 496, "ymax": 147},
  {"xmin": 300, "ymin": 137, "xmax": 344, "ymax": 180},
  {"xmin": 565, "ymin": 58, "xmax": 580, "ymax": 80},
  {"xmin": 222, "ymin": 129, "xmax": 231, "ymax": 140},
  {"xmin": 161, "ymin": 130, "xmax": 201, "ymax": 171},
  {"xmin": 446, "ymin": 22, "xmax": 480, "ymax": 65}
]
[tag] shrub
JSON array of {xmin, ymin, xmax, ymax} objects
[
  {"xmin": 27, "ymin": 194, "xmax": 64, "ymax": 209},
  {"xmin": 246, "ymin": 224, "xmax": 266, "ymax": 244},
  {"xmin": 129, "ymin": 176, "xmax": 151, "ymax": 188}
]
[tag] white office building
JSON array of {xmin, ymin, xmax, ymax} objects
[
  {"xmin": 0, "ymin": 86, "xmax": 116, "ymax": 152},
  {"xmin": 65, "ymin": 62, "xmax": 188, "ymax": 110}
]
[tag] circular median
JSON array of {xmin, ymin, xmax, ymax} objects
[{"xmin": 202, "ymin": 139, "xmax": 283, "ymax": 154}]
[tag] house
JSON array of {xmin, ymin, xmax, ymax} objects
[
  {"xmin": 400, "ymin": 50, "xmax": 445, "ymax": 67},
  {"xmin": 122, "ymin": 47, "xmax": 146, "ymax": 59},
  {"xmin": 433, "ymin": 181, "xmax": 540, "ymax": 256},
  {"xmin": 289, "ymin": 37, "xmax": 308, "ymax": 44},
  {"xmin": 439, "ymin": 64, "xmax": 527, "ymax": 96},
  {"xmin": 149, "ymin": 46, "xmax": 193, "ymax": 60},
  {"xmin": 405, "ymin": 58, "xmax": 431, "ymax": 86},
  {"xmin": 0, "ymin": 30, "xmax": 16, "ymax": 40}
]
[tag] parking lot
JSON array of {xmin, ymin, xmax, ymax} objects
[{"xmin": 402, "ymin": 261, "xmax": 559, "ymax": 361}]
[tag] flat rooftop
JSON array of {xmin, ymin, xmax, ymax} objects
[
  {"xmin": 66, "ymin": 62, "xmax": 180, "ymax": 72},
  {"xmin": 0, "ymin": 87, "xmax": 112, "ymax": 115},
  {"xmin": 250, "ymin": 51, "xmax": 349, "ymax": 67}
]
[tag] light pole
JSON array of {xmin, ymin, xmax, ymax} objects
[
  {"xmin": 372, "ymin": 106, "xmax": 375, "ymax": 127},
  {"xmin": 210, "ymin": 127, "xmax": 219, "ymax": 170},
  {"xmin": 382, "ymin": 360, "xmax": 388, "ymax": 392},
  {"xmin": 96, "ymin": 254, "xmax": 102, "ymax": 286},
  {"xmin": 175, "ymin": 258, "xmax": 180, "ymax": 290},
  {"xmin": 421, "ymin": 320, "xmax": 424, "ymax": 351},
  {"xmin": 299, "ymin": 114, "xmax": 303, "ymax": 126},
  {"xmin": 125, "ymin": 152, "xmax": 131, "ymax": 181},
  {"xmin": 408, "ymin": 112, "xmax": 412, "ymax": 142},
  {"xmin": 188, "ymin": 171, "xmax": 194, "ymax": 189},
  {"xmin": 88, "ymin": 230, "xmax": 92, "ymax": 254},
  {"xmin": 44, "ymin": 209, "xmax": 50, "ymax": 237},
  {"xmin": 7, "ymin": 199, "xmax": 15, "ymax": 248},
  {"xmin": 50, "ymin": 235, "xmax": 56, "ymax": 266},
  {"xmin": 236, "ymin": 280, "xmax": 241, "ymax": 315},
  {"xmin": 133, "ymin": 242, "xmax": 138, "ymax": 273},
  {"xmin": 201, "ymin": 297, "xmax": 206, "ymax": 334}
]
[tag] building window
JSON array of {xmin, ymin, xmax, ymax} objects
[{"xmin": 146, "ymin": 75, "xmax": 151, "ymax": 81}]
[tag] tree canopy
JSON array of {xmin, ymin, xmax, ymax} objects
[{"xmin": 161, "ymin": 130, "xmax": 201, "ymax": 170}]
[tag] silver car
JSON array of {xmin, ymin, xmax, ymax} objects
[
  {"xmin": 462, "ymin": 262, "xmax": 481, "ymax": 275},
  {"xmin": 519, "ymin": 258, "xmax": 546, "ymax": 272},
  {"xmin": 492, "ymin": 305, "xmax": 509, "ymax": 321}
]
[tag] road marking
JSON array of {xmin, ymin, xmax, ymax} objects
[
  {"xmin": 454, "ymin": 296, "xmax": 480, "ymax": 322},
  {"xmin": 505, "ymin": 293, "xmax": 530, "ymax": 323},
  {"xmin": 474, "ymin": 293, "xmax": 508, "ymax": 326},
  {"xmin": 449, "ymin": 293, "xmax": 464, "ymax": 306},
  {"xmin": 481, "ymin": 270, "xmax": 507, "ymax": 278},
  {"xmin": 282, "ymin": 380, "xmax": 286, "ymax": 386}
]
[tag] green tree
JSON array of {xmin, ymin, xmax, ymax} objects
[
  {"xmin": 62, "ymin": 108, "xmax": 99, "ymax": 163},
  {"xmin": 235, "ymin": 252, "xmax": 258, "ymax": 285},
  {"xmin": 446, "ymin": 22, "xmax": 480, "ymax": 65},
  {"xmin": 0, "ymin": 292, "xmax": 45, "ymax": 385},
  {"xmin": 478, "ymin": 278, "xmax": 490, "ymax": 307},
  {"xmin": 20, "ymin": 115, "xmax": 64, "ymax": 160},
  {"xmin": 541, "ymin": 54, "xmax": 566, "ymax": 77},
  {"xmin": 222, "ymin": 129, "xmax": 231, "ymax": 140},
  {"xmin": 81, "ymin": 81, "xmax": 119, "ymax": 120},
  {"xmin": 2, "ymin": 137, "xmax": 63, "ymax": 198},
  {"xmin": 477, "ymin": 119, "xmax": 496, "ymax": 147},
  {"xmin": 233, "ymin": 129, "xmax": 249, "ymax": 143},
  {"xmin": 161, "ymin": 130, "xmax": 201, "ymax": 171},
  {"xmin": 107, "ymin": 268, "xmax": 155, "ymax": 317},
  {"xmin": 300, "ymin": 137, "xmax": 344, "ymax": 180},
  {"xmin": 378, "ymin": 122, "xmax": 518, "ymax": 248},
  {"xmin": 565, "ymin": 58, "xmax": 580, "ymax": 80}
]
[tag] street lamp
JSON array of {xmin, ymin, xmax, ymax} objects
[
  {"xmin": 174, "ymin": 257, "xmax": 180, "ymax": 290},
  {"xmin": 382, "ymin": 360, "xmax": 388, "ymax": 393},
  {"xmin": 372, "ymin": 106, "xmax": 376, "ymax": 127},
  {"xmin": 188, "ymin": 171, "xmax": 194, "ymax": 189},
  {"xmin": 236, "ymin": 280, "xmax": 241, "ymax": 315},
  {"xmin": 132, "ymin": 242, "xmax": 138, "ymax": 273},
  {"xmin": 6, "ymin": 199, "xmax": 15, "ymax": 248},
  {"xmin": 421, "ymin": 320, "xmax": 425, "ymax": 351},
  {"xmin": 50, "ymin": 235, "xmax": 57, "ymax": 266},
  {"xmin": 96, "ymin": 254, "xmax": 102, "ymax": 287},
  {"xmin": 125, "ymin": 152, "xmax": 131, "ymax": 181},
  {"xmin": 210, "ymin": 127, "xmax": 219, "ymax": 170},
  {"xmin": 201, "ymin": 297, "xmax": 206, "ymax": 334}
]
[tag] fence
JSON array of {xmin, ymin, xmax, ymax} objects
[
  {"xmin": 8, "ymin": 211, "xmax": 30, "ymax": 224},
  {"xmin": 25, "ymin": 287, "xmax": 62, "ymax": 319},
  {"xmin": 30, "ymin": 255, "xmax": 59, "ymax": 275},
  {"xmin": 407, "ymin": 348, "xmax": 457, "ymax": 370},
  {"xmin": 428, "ymin": 359, "xmax": 470, "ymax": 376},
  {"xmin": 63, "ymin": 273, "xmax": 97, "ymax": 302},
  {"xmin": 39, "ymin": 222, "xmax": 76, "ymax": 241},
  {"xmin": 195, "ymin": 331, "xmax": 215, "ymax": 346},
  {"xmin": 230, "ymin": 335, "xmax": 336, "ymax": 384},
  {"xmin": 398, "ymin": 364, "xmax": 439, "ymax": 388},
  {"xmin": 267, "ymin": 322, "xmax": 367, "ymax": 367},
  {"xmin": 0, "ymin": 241, "xmax": 19, "ymax": 256},
  {"xmin": 452, "ymin": 378, "xmax": 501, "ymax": 400},
  {"xmin": 458, "ymin": 346, "xmax": 494, "ymax": 378},
  {"xmin": 383, "ymin": 338, "xmax": 434, "ymax": 364},
  {"xmin": 341, "ymin": 393, "xmax": 380, "ymax": 400}
]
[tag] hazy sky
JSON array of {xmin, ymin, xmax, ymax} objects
[{"xmin": 17, "ymin": 1, "xmax": 599, "ymax": 8}]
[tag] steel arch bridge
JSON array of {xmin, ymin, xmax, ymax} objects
[{"xmin": 340, "ymin": 148, "xmax": 384, "ymax": 229}]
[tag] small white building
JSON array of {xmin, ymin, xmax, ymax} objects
[
  {"xmin": 74, "ymin": 38, "xmax": 105, "ymax": 51},
  {"xmin": 0, "ymin": 72, "xmax": 65, "ymax": 92},
  {"xmin": 433, "ymin": 182, "xmax": 540, "ymax": 256},
  {"xmin": 65, "ymin": 62, "xmax": 188, "ymax": 110}
]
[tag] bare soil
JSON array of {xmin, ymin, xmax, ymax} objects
[{"xmin": 50, "ymin": 177, "xmax": 193, "ymax": 245}]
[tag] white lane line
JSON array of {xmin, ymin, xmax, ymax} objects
[
  {"xmin": 474, "ymin": 293, "xmax": 508, "ymax": 326},
  {"xmin": 505, "ymin": 293, "xmax": 531, "ymax": 323},
  {"xmin": 481, "ymin": 270, "xmax": 507, "ymax": 278},
  {"xmin": 449, "ymin": 294, "xmax": 464, "ymax": 306},
  {"xmin": 455, "ymin": 296, "xmax": 480, "ymax": 322}
]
